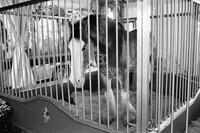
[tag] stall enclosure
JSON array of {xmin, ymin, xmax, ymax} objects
[{"xmin": 0, "ymin": 0, "xmax": 200, "ymax": 133}]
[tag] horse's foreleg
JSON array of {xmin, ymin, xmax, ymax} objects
[
  {"xmin": 119, "ymin": 71, "xmax": 136, "ymax": 114},
  {"xmin": 100, "ymin": 74, "xmax": 116, "ymax": 115},
  {"xmin": 119, "ymin": 71, "xmax": 136, "ymax": 125},
  {"xmin": 104, "ymin": 79, "xmax": 116, "ymax": 114}
]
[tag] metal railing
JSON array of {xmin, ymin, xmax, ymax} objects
[{"xmin": 0, "ymin": 0, "xmax": 199, "ymax": 133}]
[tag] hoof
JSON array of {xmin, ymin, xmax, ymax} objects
[
  {"xmin": 121, "ymin": 111, "xmax": 136, "ymax": 127},
  {"xmin": 101, "ymin": 110, "xmax": 116, "ymax": 125}
]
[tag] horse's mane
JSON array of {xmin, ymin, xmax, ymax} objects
[{"xmin": 73, "ymin": 14, "xmax": 125, "ymax": 46}]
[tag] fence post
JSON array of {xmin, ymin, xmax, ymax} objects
[{"xmin": 137, "ymin": 0, "xmax": 151, "ymax": 132}]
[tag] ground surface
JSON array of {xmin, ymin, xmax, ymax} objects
[{"xmin": 70, "ymin": 90, "xmax": 174, "ymax": 132}]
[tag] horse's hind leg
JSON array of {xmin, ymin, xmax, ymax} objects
[{"xmin": 120, "ymin": 89, "xmax": 136, "ymax": 113}]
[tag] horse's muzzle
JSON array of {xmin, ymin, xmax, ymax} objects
[
  {"xmin": 75, "ymin": 80, "xmax": 83, "ymax": 88},
  {"xmin": 74, "ymin": 76, "xmax": 85, "ymax": 88}
]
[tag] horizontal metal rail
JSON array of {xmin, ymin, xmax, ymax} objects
[{"xmin": 0, "ymin": 0, "xmax": 50, "ymax": 12}]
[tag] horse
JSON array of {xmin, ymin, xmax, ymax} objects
[{"xmin": 71, "ymin": 14, "xmax": 137, "ymax": 124}]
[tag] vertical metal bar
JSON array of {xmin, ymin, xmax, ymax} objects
[
  {"xmin": 4, "ymin": 11, "xmax": 9, "ymax": 95},
  {"xmin": 171, "ymin": 0, "xmax": 177, "ymax": 133},
  {"xmin": 2, "ymin": 12, "xmax": 8, "ymax": 93},
  {"xmin": 191, "ymin": 4, "xmax": 196, "ymax": 98},
  {"xmin": 115, "ymin": 0, "xmax": 119, "ymax": 130},
  {"xmin": 62, "ymin": 0, "xmax": 67, "ymax": 107},
  {"xmin": 105, "ymin": 0, "xmax": 110, "ymax": 126},
  {"xmin": 5, "ymin": 11, "xmax": 10, "ymax": 94},
  {"xmin": 17, "ymin": 8, "xmax": 22, "ymax": 97},
  {"xmin": 47, "ymin": 0, "xmax": 54, "ymax": 98},
  {"xmin": 45, "ymin": 1, "xmax": 52, "ymax": 98},
  {"xmin": 29, "ymin": 5, "xmax": 33, "ymax": 97},
  {"xmin": 0, "ymin": 14, "xmax": 4, "ymax": 93},
  {"xmin": 181, "ymin": 0, "xmax": 185, "ymax": 105},
  {"xmin": 40, "ymin": 2, "xmax": 46, "ymax": 96},
  {"xmin": 96, "ymin": 0, "xmax": 100, "ymax": 124},
  {"xmin": 184, "ymin": 0, "xmax": 190, "ymax": 105},
  {"xmin": 150, "ymin": 0, "xmax": 154, "ymax": 124},
  {"xmin": 155, "ymin": 0, "xmax": 159, "ymax": 125},
  {"xmin": 14, "ymin": 8, "xmax": 18, "ymax": 96},
  {"xmin": 45, "ymin": 1, "xmax": 49, "ymax": 97},
  {"xmin": 42, "ymin": 1, "xmax": 47, "ymax": 96},
  {"xmin": 31, "ymin": 4, "xmax": 36, "ymax": 97},
  {"xmin": 194, "ymin": 4, "xmax": 198, "ymax": 97},
  {"xmin": 168, "ymin": 0, "xmax": 174, "ymax": 119},
  {"xmin": 149, "ymin": 0, "xmax": 155, "ymax": 123},
  {"xmin": 195, "ymin": 4, "xmax": 199, "ymax": 93},
  {"xmin": 5, "ymin": 10, "xmax": 10, "ymax": 94},
  {"xmin": 158, "ymin": 0, "xmax": 164, "ymax": 129},
  {"xmin": 20, "ymin": 7, "xmax": 25, "ymax": 97},
  {"xmin": 55, "ymin": 2, "xmax": 59, "ymax": 102},
  {"xmin": 26, "ymin": 5, "xmax": 30, "ymax": 98},
  {"xmin": 52, "ymin": 0, "xmax": 58, "ymax": 101},
  {"xmin": 5, "ymin": 11, "xmax": 11, "ymax": 95},
  {"xmin": 198, "ymin": 5, "xmax": 200, "ymax": 92},
  {"xmin": 170, "ymin": 0, "xmax": 177, "ymax": 132},
  {"xmin": 164, "ymin": 0, "xmax": 170, "ymax": 118},
  {"xmin": 6, "ymin": 9, "xmax": 13, "ymax": 94},
  {"xmin": 197, "ymin": 5, "xmax": 200, "ymax": 93},
  {"xmin": 79, "ymin": 0, "xmax": 85, "ymax": 120},
  {"xmin": 2, "ymin": 12, "xmax": 8, "ymax": 94},
  {"xmin": 194, "ymin": 5, "xmax": 199, "ymax": 96},
  {"xmin": 20, "ymin": 7, "xmax": 25, "ymax": 98},
  {"xmin": 0, "ymin": 13, "xmax": 5, "ymax": 93},
  {"xmin": 8, "ymin": 9, "xmax": 13, "ymax": 95},
  {"xmin": 175, "ymin": 0, "xmax": 181, "ymax": 109},
  {"xmin": 0, "ymin": 13, "xmax": 3, "ymax": 92},
  {"xmin": 137, "ymin": 0, "xmax": 150, "ymax": 132},
  {"xmin": 14, "ymin": 8, "xmax": 19, "ymax": 96},
  {"xmin": 58, "ymin": 0, "xmax": 64, "ymax": 106},
  {"xmin": 190, "ymin": 3, "xmax": 195, "ymax": 99},
  {"xmin": 87, "ymin": 0, "xmax": 93, "ymax": 122},
  {"xmin": 126, "ymin": 0, "xmax": 130, "ymax": 132},
  {"xmin": 55, "ymin": 1, "xmax": 59, "ymax": 102},
  {"xmin": 71, "ymin": 0, "xmax": 78, "ymax": 116},
  {"xmin": 64, "ymin": 0, "xmax": 71, "ymax": 112},
  {"xmin": 160, "ymin": 0, "xmax": 165, "ymax": 121},
  {"xmin": 21, "ymin": 7, "xmax": 26, "ymax": 99},
  {"xmin": 193, "ymin": 4, "xmax": 197, "ymax": 97},
  {"xmin": 35, "ymin": 3, "xmax": 40, "ymax": 96},
  {"xmin": 24, "ymin": 5, "xmax": 29, "ymax": 98},
  {"xmin": 185, "ymin": 1, "xmax": 193, "ymax": 133},
  {"xmin": 10, "ymin": 9, "xmax": 17, "ymax": 94},
  {"xmin": 181, "ymin": 0, "xmax": 187, "ymax": 105},
  {"xmin": 178, "ymin": 0, "xmax": 184, "ymax": 107},
  {"xmin": 4, "ymin": 12, "xmax": 8, "ymax": 94}
]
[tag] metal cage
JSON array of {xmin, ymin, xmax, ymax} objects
[{"xmin": 0, "ymin": 0, "xmax": 199, "ymax": 133}]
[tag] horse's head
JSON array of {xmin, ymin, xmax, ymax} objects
[
  {"xmin": 64, "ymin": 19, "xmax": 88, "ymax": 88},
  {"xmin": 68, "ymin": 38, "xmax": 87, "ymax": 88},
  {"xmin": 67, "ymin": 17, "xmax": 98, "ymax": 88}
]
